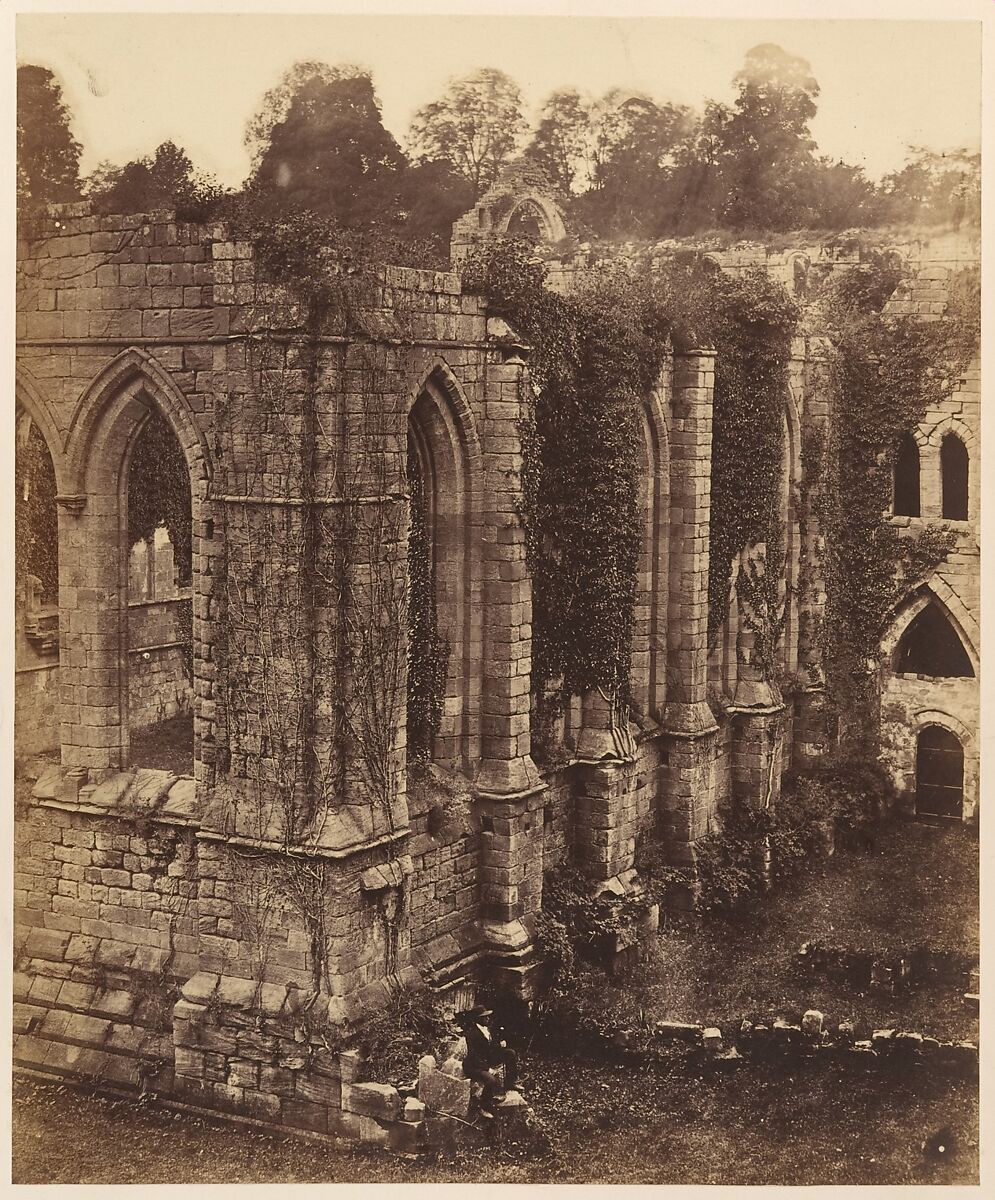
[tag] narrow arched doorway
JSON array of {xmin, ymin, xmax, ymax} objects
[{"xmin": 916, "ymin": 725, "xmax": 964, "ymax": 819}]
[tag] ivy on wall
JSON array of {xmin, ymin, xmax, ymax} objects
[
  {"xmin": 464, "ymin": 241, "xmax": 799, "ymax": 728},
  {"xmin": 15, "ymin": 417, "xmax": 59, "ymax": 602},
  {"xmin": 464, "ymin": 241, "xmax": 671, "ymax": 713},
  {"xmin": 653, "ymin": 260, "xmax": 799, "ymax": 654},
  {"xmin": 813, "ymin": 257, "xmax": 979, "ymax": 748}
]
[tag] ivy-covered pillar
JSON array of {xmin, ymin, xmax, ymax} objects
[
  {"xmin": 660, "ymin": 347, "xmax": 719, "ymax": 862},
  {"xmin": 727, "ymin": 545, "xmax": 788, "ymax": 809},
  {"xmin": 793, "ymin": 338, "xmax": 832, "ymax": 766},
  {"xmin": 474, "ymin": 345, "xmax": 545, "ymax": 991}
]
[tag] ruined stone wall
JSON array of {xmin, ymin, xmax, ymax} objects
[
  {"xmin": 15, "ymin": 208, "xmax": 545, "ymax": 1139},
  {"xmin": 127, "ymin": 595, "xmax": 193, "ymax": 729},
  {"xmin": 13, "ymin": 781, "xmax": 199, "ymax": 1096},
  {"xmin": 873, "ymin": 250, "xmax": 980, "ymax": 818},
  {"xmin": 16, "ymin": 203, "xmax": 978, "ymax": 1145}
]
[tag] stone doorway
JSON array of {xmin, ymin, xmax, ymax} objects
[{"xmin": 916, "ymin": 725, "xmax": 964, "ymax": 820}]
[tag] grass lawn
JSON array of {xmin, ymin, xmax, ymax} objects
[
  {"xmin": 12, "ymin": 1057, "xmax": 978, "ymax": 1186},
  {"xmin": 637, "ymin": 817, "xmax": 978, "ymax": 1041}
]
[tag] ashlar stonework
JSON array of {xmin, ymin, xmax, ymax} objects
[{"xmin": 14, "ymin": 183, "xmax": 979, "ymax": 1146}]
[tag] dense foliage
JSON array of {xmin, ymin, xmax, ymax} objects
[
  {"xmin": 813, "ymin": 258, "xmax": 979, "ymax": 746},
  {"xmin": 127, "ymin": 408, "xmax": 193, "ymax": 585},
  {"xmin": 87, "ymin": 141, "xmax": 219, "ymax": 220},
  {"xmin": 17, "ymin": 65, "xmax": 81, "ymax": 219},
  {"xmin": 647, "ymin": 258, "xmax": 798, "ymax": 653},
  {"xmin": 635, "ymin": 758, "xmax": 897, "ymax": 917},
  {"xmin": 15, "ymin": 419, "xmax": 59, "ymax": 602},
  {"xmin": 24, "ymin": 44, "xmax": 979, "ymax": 247},
  {"xmin": 464, "ymin": 240, "xmax": 671, "ymax": 713}
]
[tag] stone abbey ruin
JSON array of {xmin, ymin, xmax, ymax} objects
[{"xmin": 14, "ymin": 177, "xmax": 979, "ymax": 1146}]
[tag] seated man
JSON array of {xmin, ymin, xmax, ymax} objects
[{"xmin": 455, "ymin": 1004, "xmax": 519, "ymax": 1116}]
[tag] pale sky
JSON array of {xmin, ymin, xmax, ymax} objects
[{"xmin": 16, "ymin": 11, "xmax": 982, "ymax": 187}]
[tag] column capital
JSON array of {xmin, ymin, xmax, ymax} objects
[{"xmin": 55, "ymin": 493, "xmax": 87, "ymax": 516}]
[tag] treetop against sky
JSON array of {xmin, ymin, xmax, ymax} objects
[{"xmin": 16, "ymin": 13, "xmax": 980, "ymax": 190}]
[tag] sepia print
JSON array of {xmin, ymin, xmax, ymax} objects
[{"xmin": 11, "ymin": 5, "xmax": 982, "ymax": 1187}]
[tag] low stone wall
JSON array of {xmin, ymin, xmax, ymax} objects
[
  {"xmin": 621, "ymin": 1013, "xmax": 979, "ymax": 1076},
  {"xmin": 795, "ymin": 940, "xmax": 977, "ymax": 991}
]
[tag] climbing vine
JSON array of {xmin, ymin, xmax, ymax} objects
[
  {"xmin": 463, "ymin": 242, "xmax": 799, "ymax": 729},
  {"xmin": 648, "ymin": 256, "xmax": 798, "ymax": 656},
  {"xmin": 14, "ymin": 416, "xmax": 59, "ymax": 601},
  {"xmin": 813, "ymin": 257, "xmax": 979, "ymax": 747},
  {"xmin": 463, "ymin": 241, "xmax": 671, "ymax": 716}
]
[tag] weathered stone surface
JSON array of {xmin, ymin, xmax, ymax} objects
[
  {"xmin": 31, "ymin": 765, "xmax": 62, "ymax": 800},
  {"xmin": 344, "ymin": 1081, "xmax": 403, "ymax": 1122},
  {"xmin": 418, "ymin": 1066, "xmax": 473, "ymax": 1119},
  {"xmin": 655, "ymin": 1020, "xmax": 704, "ymax": 1042},
  {"xmin": 14, "ymin": 207, "xmax": 979, "ymax": 1154}
]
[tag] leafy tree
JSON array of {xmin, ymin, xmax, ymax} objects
[
  {"xmin": 665, "ymin": 102, "xmax": 734, "ymax": 233},
  {"xmin": 526, "ymin": 88, "xmax": 593, "ymax": 193},
  {"xmin": 718, "ymin": 43, "xmax": 821, "ymax": 230},
  {"xmin": 881, "ymin": 147, "xmax": 980, "ymax": 228},
  {"xmin": 248, "ymin": 65, "xmax": 406, "ymax": 227},
  {"xmin": 244, "ymin": 60, "xmax": 364, "ymax": 169},
  {"xmin": 87, "ymin": 140, "xmax": 219, "ymax": 217},
  {"xmin": 584, "ymin": 92, "xmax": 695, "ymax": 235},
  {"xmin": 809, "ymin": 159, "xmax": 882, "ymax": 229},
  {"xmin": 408, "ymin": 68, "xmax": 527, "ymax": 195},
  {"xmin": 17, "ymin": 64, "xmax": 81, "ymax": 210},
  {"xmin": 395, "ymin": 159, "xmax": 476, "ymax": 245}
]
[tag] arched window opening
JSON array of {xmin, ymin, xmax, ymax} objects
[
  {"xmin": 892, "ymin": 433, "xmax": 920, "ymax": 517},
  {"xmin": 405, "ymin": 380, "xmax": 468, "ymax": 770},
  {"xmin": 894, "ymin": 604, "xmax": 974, "ymax": 678},
  {"xmin": 15, "ymin": 408, "xmax": 60, "ymax": 758},
  {"xmin": 506, "ymin": 201, "xmax": 545, "ymax": 242},
  {"xmin": 126, "ymin": 407, "xmax": 193, "ymax": 773},
  {"xmin": 16, "ymin": 412, "xmax": 59, "ymax": 604},
  {"xmin": 406, "ymin": 425, "xmax": 447, "ymax": 763},
  {"xmin": 941, "ymin": 433, "xmax": 969, "ymax": 520},
  {"xmin": 916, "ymin": 725, "xmax": 964, "ymax": 819}
]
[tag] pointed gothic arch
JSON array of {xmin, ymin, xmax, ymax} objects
[
  {"xmin": 16, "ymin": 367, "xmax": 69, "ymax": 496},
  {"xmin": 56, "ymin": 348, "xmax": 214, "ymax": 778},
  {"xmin": 882, "ymin": 584, "xmax": 979, "ymax": 678},
  {"xmin": 406, "ymin": 363, "xmax": 480, "ymax": 771}
]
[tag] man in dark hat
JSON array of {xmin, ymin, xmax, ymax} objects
[{"xmin": 455, "ymin": 1004, "xmax": 519, "ymax": 1116}]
